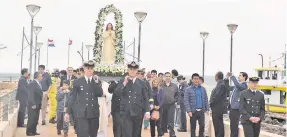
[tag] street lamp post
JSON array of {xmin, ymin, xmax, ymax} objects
[
  {"xmin": 258, "ymin": 54, "xmax": 264, "ymax": 67},
  {"xmin": 200, "ymin": 32, "xmax": 209, "ymax": 78},
  {"xmin": 134, "ymin": 11, "xmax": 147, "ymax": 65},
  {"xmin": 37, "ymin": 42, "xmax": 43, "ymax": 67},
  {"xmin": 227, "ymin": 24, "xmax": 238, "ymax": 73},
  {"xmin": 33, "ymin": 26, "xmax": 42, "ymax": 71},
  {"xmin": 85, "ymin": 45, "xmax": 93, "ymax": 60},
  {"xmin": 26, "ymin": 4, "xmax": 41, "ymax": 75}
]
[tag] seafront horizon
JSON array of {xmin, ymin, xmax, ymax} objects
[{"xmin": 0, "ymin": 72, "xmax": 217, "ymax": 87}]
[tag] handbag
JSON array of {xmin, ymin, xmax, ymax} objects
[{"xmin": 151, "ymin": 110, "xmax": 160, "ymax": 120}]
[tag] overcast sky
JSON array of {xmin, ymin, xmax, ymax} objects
[{"xmin": 0, "ymin": 0, "xmax": 286, "ymax": 75}]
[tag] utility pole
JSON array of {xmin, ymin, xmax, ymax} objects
[{"xmin": 81, "ymin": 42, "xmax": 84, "ymax": 60}]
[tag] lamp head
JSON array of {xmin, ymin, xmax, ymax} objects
[
  {"xmin": 227, "ymin": 24, "xmax": 238, "ymax": 34},
  {"xmin": 33, "ymin": 26, "xmax": 42, "ymax": 35},
  {"xmin": 26, "ymin": 4, "xmax": 41, "ymax": 18},
  {"xmin": 85, "ymin": 45, "xmax": 93, "ymax": 50},
  {"xmin": 37, "ymin": 42, "xmax": 43, "ymax": 49},
  {"xmin": 134, "ymin": 12, "xmax": 147, "ymax": 23},
  {"xmin": 200, "ymin": 32, "xmax": 209, "ymax": 40}
]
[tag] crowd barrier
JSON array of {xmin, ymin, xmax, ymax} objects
[{"xmin": 0, "ymin": 90, "xmax": 18, "ymax": 137}]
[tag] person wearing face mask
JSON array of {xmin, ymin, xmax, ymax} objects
[
  {"xmin": 239, "ymin": 77, "xmax": 265, "ymax": 137},
  {"xmin": 115, "ymin": 61, "xmax": 150, "ymax": 137}
]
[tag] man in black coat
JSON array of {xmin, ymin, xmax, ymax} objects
[
  {"xmin": 16, "ymin": 68, "xmax": 29, "ymax": 127},
  {"xmin": 108, "ymin": 79, "xmax": 122, "ymax": 137},
  {"xmin": 136, "ymin": 69, "xmax": 154, "ymax": 137},
  {"xmin": 115, "ymin": 61, "xmax": 150, "ymax": 137},
  {"xmin": 26, "ymin": 72, "xmax": 43, "ymax": 136},
  {"xmin": 210, "ymin": 71, "xmax": 227, "ymax": 137},
  {"xmin": 65, "ymin": 60, "xmax": 103, "ymax": 137}
]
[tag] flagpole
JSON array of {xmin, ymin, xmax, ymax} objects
[
  {"xmin": 46, "ymin": 40, "xmax": 49, "ymax": 69},
  {"xmin": 81, "ymin": 42, "xmax": 84, "ymax": 60},
  {"xmin": 68, "ymin": 44, "xmax": 70, "ymax": 67},
  {"xmin": 20, "ymin": 27, "xmax": 25, "ymax": 70}
]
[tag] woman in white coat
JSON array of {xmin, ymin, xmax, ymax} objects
[{"xmin": 98, "ymin": 80, "xmax": 112, "ymax": 137}]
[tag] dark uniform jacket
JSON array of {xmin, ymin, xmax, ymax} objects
[
  {"xmin": 116, "ymin": 78, "xmax": 149, "ymax": 116},
  {"xmin": 27, "ymin": 80, "xmax": 43, "ymax": 107},
  {"xmin": 239, "ymin": 89, "xmax": 265, "ymax": 123},
  {"xmin": 143, "ymin": 78, "xmax": 153, "ymax": 104},
  {"xmin": 108, "ymin": 80, "xmax": 121, "ymax": 114},
  {"xmin": 66, "ymin": 77, "xmax": 103, "ymax": 118}
]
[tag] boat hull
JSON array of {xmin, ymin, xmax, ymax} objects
[{"xmin": 265, "ymin": 105, "xmax": 287, "ymax": 113}]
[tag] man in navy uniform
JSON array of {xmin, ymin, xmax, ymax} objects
[
  {"xmin": 239, "ymin": 77, "xmax": 265, "ymax": 137},
  {"xmin": 65, "ymin": 60, "xmax": 103, "ymax": 137},
  {"xmin": 115, "ymin": 61, "xmax": 150, "ymax": 137}
]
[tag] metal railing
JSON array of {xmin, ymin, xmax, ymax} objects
[{"xmin": 0, "ymin": 90, "xmax": 18, "ymax": 122}]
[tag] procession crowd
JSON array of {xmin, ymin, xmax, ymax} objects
[{"xmin": 15, "ymin": 60, "xmax": 265, "ymax": 137}]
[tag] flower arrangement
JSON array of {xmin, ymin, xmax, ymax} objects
[
  {"xmin": 93, "ymin": 4, "xmax": 124, "ymax": 64},
  {"xmin": 94, "ymin": 64, "xmax": 127, "ymax": 77}
]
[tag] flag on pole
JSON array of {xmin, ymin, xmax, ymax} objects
[
  {"xmin": 68, "ymin": 39, "xmax": 72, "ymax": 45},
  {"xmin": 48, "ymin": 39, "xmax": 55, "ymax": 47}
]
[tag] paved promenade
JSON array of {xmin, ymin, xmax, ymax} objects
[{"xmin": 14, "ymin": 116, "xmax": 191, "ymax": 137}]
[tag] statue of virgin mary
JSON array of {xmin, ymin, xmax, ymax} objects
[{"xmin": 101, "ymin": 23, "xmax": 116, "ymax": 64}]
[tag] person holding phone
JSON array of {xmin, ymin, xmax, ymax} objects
[
  {"xmin": 115, "ymin": 61, "xmax": 150, "ymax": 137},
  {"xmin": 224, "ymin": 72, "xmax": 248, "ymax": 137}
]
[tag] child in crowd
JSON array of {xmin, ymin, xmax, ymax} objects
[{"xmin": 56, "ymin": 80, "xmax": 70, "ymax": 137}]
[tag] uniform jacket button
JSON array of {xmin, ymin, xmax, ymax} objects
[
  {"xmin": 86, "ymin": 104, "xmax": 88, "ymax": 106},
  {"xmin": 86, "ymin": 98, "xmax": 88, "ymax": 100},
  {"xmin": 86, "ymin": 93, "xmax": 88, "ymax": 94},
  {"xmin": 92, "ymin": 98, "xmax": 94, "ymax": 100}
]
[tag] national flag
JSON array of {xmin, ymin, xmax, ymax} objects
[
  {"xmin": 48, "ymin": 39, "xmax": 55, "ymax": 47},
  {"xmin": 68, "ymin": 39, "xmax": 72, "ymax": 45}
]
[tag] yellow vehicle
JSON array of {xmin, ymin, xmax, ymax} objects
[{"xmin": 252, "ymin": 67, "xmax": 287, "ymax": 113}]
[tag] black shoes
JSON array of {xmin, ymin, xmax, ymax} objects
[
  {"xmin": 26, "ymin": 133, "xmax": 34, "ymax": 136},
  {"xmin": 57, "ymin": 130, "xmax": 61, "ymax": 135},
  {"xmin": 26, "ymin": 132, "xmax": 40, "ymax": 136},
  {"xmin": 177, "ymin": 128, "xmax": 187, "ymax": 132},
  {"xmin": 49, "ymin": 117, "xmax": 57, "ymax": 124}
]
